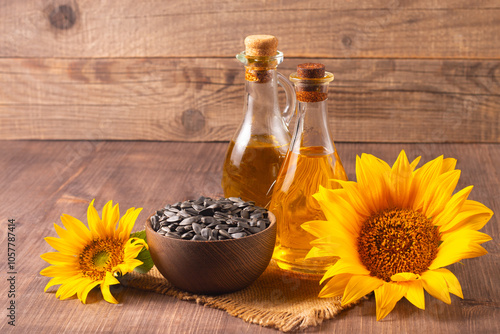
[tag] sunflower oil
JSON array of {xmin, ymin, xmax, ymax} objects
[
  {"xmin": 222, "ymin": 134, "xmax": 288, "ymax": 208},
  {"xmin": 270, "ymin": 146, "xmax": 347, "ymax": 274}
]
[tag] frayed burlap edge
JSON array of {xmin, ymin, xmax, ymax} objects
[{"xmin": 121, "ymin": 262, "xmax": 362, "ymax": 332}]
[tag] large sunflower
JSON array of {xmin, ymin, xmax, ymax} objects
[
  {"xmin": 302, "ymin": 150, "xmax": 493, "ymax": 320},
  {"xmin": 41, "ymin": 200, "xmax": 148, "ymax": 304}
]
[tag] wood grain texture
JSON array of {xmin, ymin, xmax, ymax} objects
[
  {"xmin": 0, "ymin": 141, "xmax": 498, "ymax": 333},
  {"xmin": 1, "ymin": 1, "xmax": 499, "ymax": 58},
  {"xmin": 1, "ymin": 57, "xmax": 498, "ymax": 142}
]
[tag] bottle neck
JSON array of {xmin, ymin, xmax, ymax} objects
[
  {"xmin": 241, "ymin": 68, "xmax": 286, "ymax": 132},
  {"xmin": 289, "ymin": 98, "xmax": 334, "ymax": 155}
]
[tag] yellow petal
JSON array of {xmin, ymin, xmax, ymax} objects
[
  {"xmin": 421, "ymin": 270, "xmax": 451, "ymax": 304},
  {"xmin": 44, "ymin": 236, "xmax": 80, "ymax": 255},
  {"xmin": 391, "ymin": 272, "xmax": 419, "ymax": 282},
  {"xmin": 330, "ymin": 180, "xmax": 372, "ymax": 217},
  {"xmin": 440, "ymin": 200, "xmax": 493, "ymax": 233},
  {"xmin": 101, "ymin": 285, "xmax": 118, "ymax": 304},
  {"xmin": 409, "ymin": 156, "xmax": 421, "ymax": 170},
  {"xmin": 40, "ymin": 265, "xmax": 80, "ymax": 278},
  {"xmin": 430, "ymin": 231, "xmax": 490, "ymax": 269},
  {"xmin": 87, "ymin": 199, "xmax": 105, "ymax": 238},
  {"xmin": 104, "ymin": 270, "xmax": 121, "ymax": 286},
  {"xmin": 433, "ymin": 268, "xmax": 463, "ymax": 299},
  {"xmin": 310, "ymin": 236, "xmax": 359, "ymax": 262},
  {"xmin": 124, "ymin": 243, "xmax": 146, "ymax": 260},
  {"xmin": 342, "ymin": 275, "xmax": 384, "ymax": 305},
  {"xmin": 319, "ymin": 274, "xmax": 352, "ymax": 298},
  {"xmin": 40, "ymin": 252, "xmax": 78, "ymax": 265},
  {"xmin": 356, "ymin": 154, "xmax": 390, "ymax": 212},
  {"xmin": 389, "ymin": 150, "xmax": 414, "ymax": 208},
  {"xmin": 411, "ymin": 155, "xmax": 444, "ymax": 210},
  {"xmin": 58, "ymin": 276, "xmax": 88, "ymax": 300},
  {"xmin": 117, "ymin": 208, "xmax": 142, "ymax": 241},
  {"xmin": 374, "ymin": 283, "xmax": 407, "ymax": 321},
  {"xmin": 100, "ymin": 273, "xmax": 119, "ymax": 304},
  {"xmin": 423, "ymin": 170, "xmax": 461, "ymax": 219},
  {"xmin": 304, "ymin": 220, "xmax": 357, "ymax": 250},
  {"xmin": 44, "ymin": 276, "xmax": 69, "ymax": 292},
  {"xmin": 441, "ymin": 158, "xmax": 457, "ymax": 173},
  {"xmin": 305, "ymin": 246, "xmax": 337, "ymax": 261},
  {"xmin": 114, "ymin": 263, "xmax": 135, "ymax": 276},
  {"xmin": 118, "ymin": 259, "xmax": 143, "ymax": 273},
  {"xmin": 102, "ymin": 200, "xmax": 121, "ymax": 236},
  {"xmin": 440, "ymin": 229, "xmax": 492, "ymax": 244},
  {"xmin": 78, "ymin": 280, "xmax": 101, "ymax": 304},
  {"xmin": 404, "ymin": 280, "xmax": 425, "ymax": 310},
  {"xmin": 60, "ymin": 214, "xmax": 92, "ymax": 242},
  {"xmin": 313, "ymin": 188, "xmax": 362, "ymax": 237},
  {"xmin": 301, "ymin": 219, "xmax": 342, "ymax": 239},
  {"xmin": 320, "ymin": 259, "xmax": 370, "ymax": 284},
  {"xmin": 53, "ymin": 224, "xmax": 86, "ymax": 249},
  {"xmin": 433, "ymin": 186, "xmax": 473, "ymax": 227}
]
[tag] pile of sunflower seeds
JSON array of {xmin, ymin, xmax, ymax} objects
[{"xmin": 150, "ymin": 196, "xmax": 271, "ymax": 241}]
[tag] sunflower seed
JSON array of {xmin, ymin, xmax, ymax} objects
[
  {"xmin": 237, "ymin": 221, "xmax": 250, "ymax": 229},
  {"xmin": 192, "ymin": 222, "xmax": 202, "ymax": 234},
  {"xmin": 179, "ymin": 216, "xmax": 200, "ymax": 225},
  {"xmin": 215, "ymin": 224, "xmax": 229, "ymax": 230},
  {"xmin": 201, "ymin": 216, "xmax": 215, "ymax": 225},
  {"xmin": 175, "ymin": 226, "xmax": 187, "ymax": 233},
  {"xmin": 181, "ymin": 232, "xmax": 195, "ymax": 239},
  {"xmin": 231, "ymin": 232, "xmax": 247, "ymax": 238},
  {"xmin": 250, "ymin": 212, "xmax": 263, "ymax": 219},
  {"xmin": 201, "ymin": 228, "xmax": 211, "ymax": 239},
  {"xmin": 150, "ymin": 215, "xmax": 159, "ymax": 230},
  {"xmin": 219, "ymin": 229, "xmax": 231, "ymax": 238},
  {"xmin": 164, "ymin": 210, "xmax": 177, "ymax": 217},
  {"xmin": 192, "ymin": 204, "xmax": 205, "ymax": 211},
  {"xmin": 228, "ymin": 226, "xmax": 243, "ymax": 233},
  {"xmin": 167, "ymin": 215, "xmax": 181, "ymax": 222},
  {"xmin": 199, "ymin": 208, "xmax": 214, "ymax": 216},
  {"xmin": 180, "ymin": 201, "xmax": 192, "ymax": 209},
  {"xmin": 249, "ymin": 227, "xmax": 262, "ymax": 234},
  {"xmin": 154, "ymin": 197, "xmax": 270, "ymax": 240}
]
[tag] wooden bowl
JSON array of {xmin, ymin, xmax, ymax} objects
[{"xmin": 145, "ymin": 212, "xmax": 276, "ymax": 294}]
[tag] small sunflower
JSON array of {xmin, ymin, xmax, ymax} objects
[
  {"xmin": 41, "ymin": 200, "xmax": 149, "ymax": 304},
  {"xmin": 302, "ymin": 150, "xmax": 493, "ymax": 320}
]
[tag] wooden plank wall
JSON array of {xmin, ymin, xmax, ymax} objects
[{"xmin": 0, "ymin": 0, "xmax": 499, "ymax": 142}]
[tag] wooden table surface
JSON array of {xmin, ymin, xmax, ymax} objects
[{"xmin": 1, "ymin": 141, "xmax": 499, "ymax": 333}]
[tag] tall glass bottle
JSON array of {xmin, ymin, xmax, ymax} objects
[
  {"xmin": 222, "ymin": 35, "xmax": 296, "ymax": 208},
  {"xmin": 270, "ymin": 63, "xmax": 348, "ymax": 275}
]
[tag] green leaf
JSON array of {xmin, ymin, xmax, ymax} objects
[
  {"xmin": 130, "ymin": 230, "xmax": 147, "ymax": 240},
  {"xmin": 130, "ymin": 230, "xmax": 154, "ymax": 274}
]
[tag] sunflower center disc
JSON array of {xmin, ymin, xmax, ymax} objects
[
  {"xmin": 357, "ymin": 207, "xmax": 440, "ymax": 282},
  {"xmin": 79, "ymin": 238, "xmax": 124, "ymax": 281}
]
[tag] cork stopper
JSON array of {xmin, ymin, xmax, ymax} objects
[
  {"xmin": 244, "ymin": 35, "xmax": 278, "ymax": 56},
  {"xmin": 291, "ymin": 63, "xmax": 332, "ymax": 102},
  {"xmin": 296, "ymin": 63, "xmax": 326, "ymax": 78}
]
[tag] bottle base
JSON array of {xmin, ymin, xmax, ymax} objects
[{"xmin": 273, "ymin": 246, "xmax": 338, "ymax": 276}]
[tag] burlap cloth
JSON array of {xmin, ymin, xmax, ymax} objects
[{"xmin": 121, "ymin": 260, "xmax": 361, "ymax": 332}]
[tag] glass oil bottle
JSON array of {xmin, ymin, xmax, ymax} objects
[
  {"xmin": 270, "ymin": 63, "xmax": 348, "ymax": 275},
  {"xmin": 222, "ymin": 35, "xmax": 296, "ymax": 208}
]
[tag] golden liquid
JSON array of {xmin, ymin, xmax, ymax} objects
[
  {"xmin": 222, "ymin": 135, "xmax": 288, "ymax": 208},
  {"xmin": 270, "ymin": 146, "xmax": 348, "ymax": 274}
]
